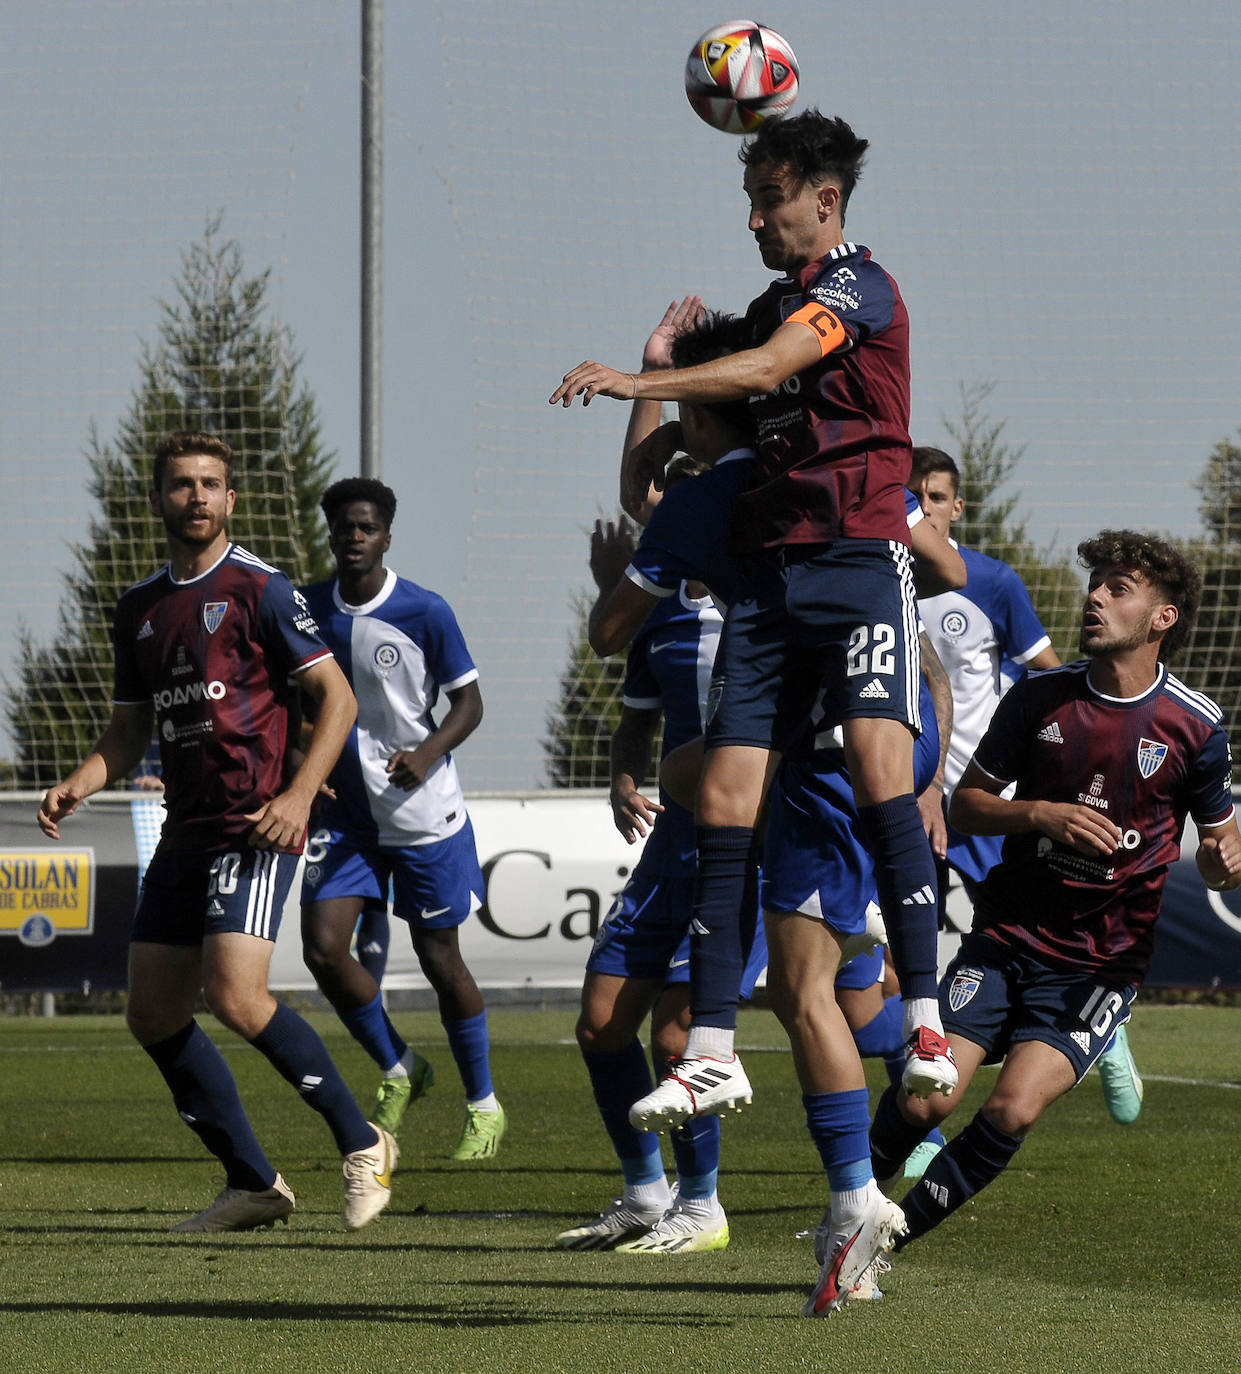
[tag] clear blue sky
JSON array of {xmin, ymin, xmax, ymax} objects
[{"xmin": 2, "ymin": 1, "xmax": 1238, "ymax": 787}]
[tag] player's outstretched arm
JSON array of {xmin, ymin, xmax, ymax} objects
[
  {"xmin": 950, "ymin": 761, "xmax": 1123, "ymax": 858},
  {"xmin": 587, "ymin": 519, "xmax": 660, "ymax": 657},
  {"xmin": 1197, "ymin": 820, "xmax": 1241, "ymax": 892},
  {"xmin": 551, "ymin": 313, "xmax": 824, "ymax": 409},
  {"xmin": 37, "ymin": 703, "xmax": 155, "ymax": 839},
  {"xmin": 609, "ymin": 705, "xmax": 663, "ymax": 844},
  {"xmin": 247, "ymin": 657, "xmax": 356, "ymax": 850},
  {"xmin": 386, "ymin": 680, "xmax": 484, "ymax": 792}
]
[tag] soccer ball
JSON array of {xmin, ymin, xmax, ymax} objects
[{"xmin": 684, "ymin": 21, "xmax": 799, "ymax": 134}]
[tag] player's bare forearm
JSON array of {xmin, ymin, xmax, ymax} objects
[
  {"xmin": 386, "ymin": 681, "xmax": 483, "ymax": 791},
  {"xmin": 610, "ymin": 707, "xmax": 662, "ymax": 842},
  {"xmin": 588, "ymin": 576, "xmax": 657, "ymax": 659},
  {"xmin": 552, "ymin": 320, "xmax": 819, "ymax": 409},
  {"xmin": 920, "ymin": 633, "xmax": 953, "ymax": 787},
  {"xmin": 951, "ymin": 784, "xmax": 1122, "ymax": 858},
  {"xmin": 1197, "ymin": 822, "xmax": 1241, "ymax": 891},
  {"xmin": 37, "ymin": 704, "xmax": 154, "ymax": 838}
]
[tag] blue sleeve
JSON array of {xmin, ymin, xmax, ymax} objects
[
  {"xmin": 993, "ymin": 562, "xmax": 1052, "ymax": 664},
  {"xmin": 420, "ymin": 594, "xmax": 478, "ymax": 690},
  {"xmin": 630, "ymin": 485, "xmax": 703, "ymax": 592},
  {"xmin": 622, "ymin": 629, "xmax": 660, "ymax": 708},
  {"xmin": 1188, "ymin": 724, "xmax": 1236, "ymax": 828},
  {"xmin": 807, "ymin": 256, "xmax": 896, "ymax": 346},
  {"xmin": 257, "ymin": 573, "xmax": 332, "ymax": 676}
]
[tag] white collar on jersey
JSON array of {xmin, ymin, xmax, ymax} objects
[
  {"xmin": 167, "ymin": 542, "xmax": 233, "ymax": 587},
  {"xmin": 1085, "ymin": 661, "xmax": 1166, "ymax": 704},
  {"xmin": 333, "ymin": 566, "xmax": 398, "ymax": 616}
]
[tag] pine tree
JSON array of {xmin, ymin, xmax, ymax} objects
[
  {"xmin": 5, "ymin": 218, "xmax": 335, "ymax": 788},
  {"xmin": 542, "ymin": 590, "xmax": 629, "ymax": 788}
]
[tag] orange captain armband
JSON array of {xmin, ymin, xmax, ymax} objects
[{"xmin": 785, "ymin": 301, "xmax": 848, "ymax": 358}]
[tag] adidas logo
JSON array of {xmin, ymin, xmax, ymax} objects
[
  {"xmin": 137, "ymin": 620, "xmax": 154, "ymax": 641},
  {"xmin": 859, "ymin": 678, "xmax": 889, "ymax": 701},
  {"xmin": 1037, "ymin": 721, "xmax": 1064, "ymax": 744},
  {"xmin": 1071, "ymin": 1031, "xmax": 1092, "ymax": 1053},
  {"xmin": 924, "ymin": 1180, "xmax": 949, "ymax": 1209},
  {"xmin": 684, "ymin": 1067, "xmax": 732, "ymax": 1092},
  {"xmin": 901, "ymin": 885, "xmax": 936, "ymax": 907},
  {"xmin": 207, "ymin": 899, "xmax": 224, "ymax": 917},
  {"xmin": 299, "ymin": 1075, "xmax": 324, "ymax": 1095},
  {"xmin": 690, "ymin": 917, "xmax": 710, "ymax": 936}
]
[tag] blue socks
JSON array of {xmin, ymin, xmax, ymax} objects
[
  {"xmin": 804, "ymin": 1088, "xmax": 874, "ymax": 1195},
  {"xmin": 340, "ymin": 991, "xmax": 408, "ymax": 1075},
  {"xmin": 443, "ymin": 1009, "xmax": 494, "ymax": 1103},
  {"xmin": 857, "ymin": 796, "xmax": 940, "ymax": 1004},
  {"xmin": 143, "ymin": 1020, "xmax": 275, "ymax": 1192},
  {"xmin": 689, "ymin": 826, "xmax": 757, "ymax": 1029},
  {"xmin": 355, "ymin": 906, "xmax": 391, "ymax": 984},
  {"xmin": 249, "ymin": 1002, "xmax": 376, "ymax": 1157},
  {"xmin": 583, "ymin": 1041, "xmax": 664, "ymax": 1185}
]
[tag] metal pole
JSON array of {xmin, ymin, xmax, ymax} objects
[{"xmin": 361, "ymin": 0, "xmax": 383, "ymax": 478}]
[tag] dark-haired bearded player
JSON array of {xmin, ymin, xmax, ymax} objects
[
  {"xmin": 552, "ymin": 109, "xmax": 955, "ymax": 1204},
  {"xmin": 868, "ymin": 529, "xmax": 1241, "ymax": 1256}
]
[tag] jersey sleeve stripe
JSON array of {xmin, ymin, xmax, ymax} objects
[
  {"xmin": 1011, "ymin": 635, "xmax": 1052, "ymax": 665},
  {"xmin": 624, "ymin": 566, "xmax": 676, "ymax": 598},
  {"xmin": 622, "ymin": 693, "xmax": 662, "ymax": 710},
  {"xmin": 290, "ymin": 649, "xmax": 335, "ymax": 675},
  {"xmin": 441, "ymin": 668, "xmax": 480, "ymax": 692},
  {"xmin": 1164, "ymin": 673, "xmax": 1225, "ymax": 724}
]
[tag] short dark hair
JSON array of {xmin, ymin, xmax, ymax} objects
[
  {"xmin": 740, "ymin": 109, "xmax": 869, "ymax": 224},
  {"xmin": 152, "ymin": 431, "xmax": 231, "ymax": 491},
  {"xmin": 320, "ymin": 477, "xmax": 398, "ymax": 530},
  {"xmin": 910, "ymin": 446, "xmax": 960, "ymax": 494},
  {"xmin": 1077, "ymin": 529, "xmax": 1202, "ymax": 660},
  {"xmin": 669, "ymin": 310, "xmax": 754, "ymax": 435}
]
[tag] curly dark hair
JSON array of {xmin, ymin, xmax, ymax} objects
[
  {"xmin": 1077, "ymin": 529, "xmax": 1201, "ymax": 660},
  {"xmin": 320, "ymin": 476, "xmax": 397, "ymax": 530},
  {"xmin": 739, "ymin": 109, "xmax": 869, "ymax": 224},
  {"xmin": 152, "ymin": 431, "xmax": 231, "ymax": 491},
  {"xmin": 669, "ymin": 310, "xmax": 754, "ymax": 435}
]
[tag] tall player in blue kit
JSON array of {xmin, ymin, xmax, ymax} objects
[
  {"xmin": 554, "ymin": 112, "xmax": 956, "ymax": 1130},
  {"xmin": 869, "ymin": 531, "xmax": 1241, "ymax": 1260},
  {"xmin": 37, "ymin": 431, "xmax": 396, "ymax": 1233},
  {"xmin": 299, "ymin": 479, "xmax": 505, "ymax": 1161}
]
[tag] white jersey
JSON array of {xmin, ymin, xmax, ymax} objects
[
  {"xmin": 302, "ymin": 569, "xmax": 478, "ymax": 847},
  {"xmin": 919, "ymin": 542, "xmax": 1051, "ymax": 795}
]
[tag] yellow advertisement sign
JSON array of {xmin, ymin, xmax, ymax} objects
[{"xmin": 0, "ymin": 850, "xmax": 95, "ymax": 943}]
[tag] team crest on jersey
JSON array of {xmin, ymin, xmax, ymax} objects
[
  {"xmin": 1137, "ymin": 737, "xmax": 1168, "ymax": 780},
  {"xmin": 203, "ymin": 601, "xmax": 229, "ymax": 634},
  {"xmin": 373, "ymin": 643, "xmax": 401, "ymax": 674},
  {"xmin": 940, "ymin": 609, "xmax": 969, "ymax": 640},
  {"xmin": 948, "ymin": 966, "xmax": 985, "ymax": 1012}
]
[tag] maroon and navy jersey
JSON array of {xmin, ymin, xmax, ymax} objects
[
  {"xmin": 969, "ymin": 661, "xmax": 1235, "ymax": 983},
  {"xmin": 113, "ymin": 544, "xmax": 333, "ymax": 853},
  {"xmin": 732, "ymin": 242, "xmax": 912, "ymax": 552}
]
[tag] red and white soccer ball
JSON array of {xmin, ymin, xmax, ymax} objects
[{"xmin": 684, "ymin": 21, "xmax": 800, "ymax": 135}]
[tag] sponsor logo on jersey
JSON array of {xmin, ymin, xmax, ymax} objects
[
  {"xmin": 1037, "ymin": 721, "xmax": 1064, "ymax": 744},
  {"xmin": 648, "ymin": 639, "xmax": 676, "ymax": 656},
  {"xmin": 171, "ymin": 645, "xmax": 195, "ymax": 677},
  {"xmin": 859, "ymin": 678, "xmax": 890, "ymax": 701},
  {"xmin": 137, "ymin": 619, "xmax": 154, "ymax": 641},
  {"xmin": 1137, "ymin": 737, "xmax": 1169, "ymax": 779},
  {"xmin": 1078, "ymin": 772, "xmax": 1109, "ymax": 810},
  {"xmin": 153, "ymin": 679, "xmax": 226, "ymax": 709},
  {"xmin": 940, "ymin": 609, "xmax": 969, "ymax": 639},
  {"xmin": 1071, "ymin": 1030, "xmax": 1092, "ymax": 1054},
  {"xmin": 374, "ymin": 643, "xmax": 401, "ymax": 673},
  {"xmin": 303, "ymin": 864, "xmax": 321, "ymax": 887},
  {"xmin": 203, "ymin": 601, "xmax": 228, "ymax": 634},
  {"xmin": 948, "ymin": 966, "xmax": 985, "ymax": 1012},
  {"xmin": 811, "ymin": 270, "xmax": 862, "ymax": 315}
]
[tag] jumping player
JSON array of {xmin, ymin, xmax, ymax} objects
[
  {"xmin": 553, "ymin": 111, "xmax": 957, "ymax": 1126},
  {"xmin": 37, "ymin": 431, "xmax": 396, "ymax": 1233},
  {"xmin": 869, "ymin": 530, "xmax": 1241, "ymax": 1255},
  {"xmin": 299, "ymin": 479, "xmax": 505, "ymax": 1161}
]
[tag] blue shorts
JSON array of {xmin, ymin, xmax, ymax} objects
[
  {"xmin": 835, "ymin": 936, "xmax": 884, "ymax": 991},
  {"xmin": 663, "ymin": 912, "xmax": 768, "ymax": 1000},
  {"xmin": 941, "ymin": 934, "xmax": 1136, "ymax": 1083},
  {"xmin": 706, "ymin": 540, "xmax": 920, "ymax": 753},
  {"xmin": 133, "ymin": 846, "xmax": 299, "ymax": 946},
  {"xmin": 300, "ymin": 819, "xmax": 483, "ymax": 931},
  {"xmin": 587, "ymin": 861, "xmax": 694, "ymax": 981},
  {"xmin": 761, "ymin": 763, "xmax": 872, "ymax": 937}
]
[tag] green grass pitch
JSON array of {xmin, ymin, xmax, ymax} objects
[{"xmin": 2, "ymin": 1004, "xmax": 1240, "ymax": 1372}]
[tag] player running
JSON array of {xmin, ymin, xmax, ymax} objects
[{"xmin": 869, "ymin": 530, "xmax": 1241, "ymax": 1256}]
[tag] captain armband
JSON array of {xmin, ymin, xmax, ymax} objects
[{"xmin": 785, "ymin": 301, "xmax": 848, "ymax": 358}]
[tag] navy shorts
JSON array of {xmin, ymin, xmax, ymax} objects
[
  {"xmin": 706, "ymin": 539, "xmax": 920, "ymax": 753},
  {"xmin": 300, "ymin": 819, "xmax": 483, "ymax": 931},
  {"xmin": 133, "ymin": 846, "xmax": 299, "ymax": 946},
  {"xmin": 941, "ymin": 934, "xmax": 1136, "ymax": 1083}
]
